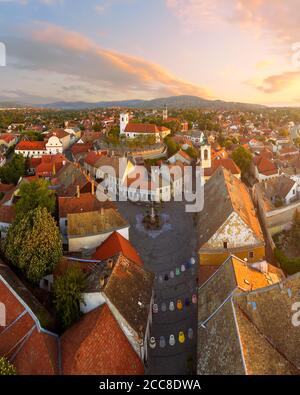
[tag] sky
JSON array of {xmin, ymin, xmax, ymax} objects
[{"xmin": 1, "ymin": 0, "xmax": 300, "ymax": 106}]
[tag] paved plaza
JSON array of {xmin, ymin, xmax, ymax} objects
[{"xmin": 117, "ymin": 201, "xmax": 198, "ymax": 375}]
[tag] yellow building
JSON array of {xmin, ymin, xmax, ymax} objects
[{"xmin": 198, "ymin": 167, "xmax": 266, "ymax": 271}]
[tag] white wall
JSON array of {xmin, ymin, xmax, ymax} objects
[
  {"xmin": 68, "ymin": 227, "xmax": 129, "ymax": 252},
  {"xmin": 81, "ymin": 292, "xmax": 106, "ymax": 314}
]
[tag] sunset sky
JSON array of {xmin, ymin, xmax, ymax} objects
[{"xmin": 1, "ymin": 0, "xmax": 300, "ymax": 106}]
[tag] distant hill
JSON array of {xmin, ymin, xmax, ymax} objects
[
  {"xmin": 0, "ymin": 102, "xmax": 28, "ymax": 109},
  {"xmin": 0, "ymin": 95, "xmax": 266, "ymax": 111},
  {"xmin": 39, "ymin": 95, "xmax": 266, "ymax": 111}
]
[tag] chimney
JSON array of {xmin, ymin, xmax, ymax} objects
[
  {"xmin": 92, "ymin": 180, "xmax": 95, "ymax": 195},
  {"xmin": 77, "ymin": 185, "xmax": 80, "ymax": 198},
  {"xmin": 99, "ymin": 276, "xmax": 105, "ymax": 288},
  {"xmin": 107, "ymin": 259, "xmax": 114, "ymax": 269}
]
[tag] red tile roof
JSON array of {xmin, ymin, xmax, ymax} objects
[
  {"xmin": 259, "ymin": 148, "xmax": 273, "ymax": 160},
  {"xmin": 177, "ymin": 149, "xmax": 193, "ymax": 162},
  {"xmin": 61, "ymin": 304, "xmax": 144, "ymax": 375},
  {"xmin": 0, "ymin": 205, "xmax": 16, "ymax": 224},
  {"xmin": 125, "ymin": 123, "xmax": 160, "ymax": 134},
  {"xmin": 71, "ymin": 143, "xmax": 92, "ymax": 155},
  {"xmin": 205, "ymin": 158, "xmax": 241, "ymax": 177},
  {"xmin": 92, "ymin": 232, "xmax": 143, "ymax": 266},
  {"xmin": 253, "ymin": 155, "xmax": 278, "ymax": 176},
  {"xmin": 46, "ymin": 129, "xmax": 69, "ymax": 139},
  {"xmin": 84, "ymin": 151, "xmax": 106, "ymax": 167},
  {"xmin": 35, "ymin": 154, "xmax": 66, "ymax": 177},
  {"xmin": 280, "ymin": 146, "xmax": 299, "ymax": 156},
  {"xmin": 0, "ymin": 183, "xmax": 15, "ymax": 193},
  {"xmin": 0, "ymin": 134, "xmax": 16, "ymax": 144},
  {"xmin": 0, "ymin": 265, "xmax": 59, "ymax": 375},
  {"xmin": 58, "ymin": 193, "xmax": 115, "ymax": 218},
  {"xmin": 16, "ymin": 141, "xmax": 46, "ymax": 151},
  {"xmin": 27, "ymin": 158, "xmax": 42, "ymax": 169}
]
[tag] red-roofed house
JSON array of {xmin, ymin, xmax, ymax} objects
[
  {"xmin": 15, "ymin": 141, "xmax": 47, "ymax": 158},
  {"xmin": 120, "ymin": 113, "xmax": 170, "ymax": 142},
  {"xmin": 0, "ymin": 261, "xmax": 146, "ymax": 375},
  {"xmin": 61, "ymin": 304, "xmax": 144, "ymax": 375},
  {"xmin": 0, "ymin": 263, "xmax": 59, "ymax": 375},
  {"xmin": 252, "ymin": 155, "xmax": 279, "ymax": 182},
  {"xmin": 84, "ymin": 151, "xmax": 107, "ymax": 178},
  {"xmin": 204, "ymin": 158, "xmax": 241, "ymax": 182},
  {"xmin": 58, "ymin": 192, "xmax": 115, "ymax": 239},
  {"xmin": 35, "ymin": 154, "xmax": 67, "ymax": 178},
  {"xmin": 71, "ymin": 143, "xmax": 93, "ymax": 162},
  {"xmin": 46, "ymin": 129, "xmax": 71, "ymax": 151},
  {"xmin": 278, "ymin": 146, "xmax": 299, "ymax": 160},
  {"xmin": 0, "ymin": 134, "xmax": 17, "ymax": 148},
  {"xmin": 92, "ymin": 231, "xmax": 143, "ymax": 266},
  {"xmin": 168, "ymin": 149, "xmax": 193, "ymax": 165},
  {"xmin": 211, "ymin": 148, "xmax": 228, "ymax": 161}
]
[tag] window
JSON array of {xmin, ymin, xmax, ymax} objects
[
  {"xmin": 249, "ymin": 251, "xmax": 254, "ymax": 259},
  {"xmin": 223, "ymin": 241, "xmax": 228, "ymax": 249},
  {"xmin": 204, "ymin": 149, "xmax": 209, "ymax": 161}
]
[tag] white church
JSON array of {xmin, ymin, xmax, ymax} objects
[{"xmin": 120, "ymin": 113, "xmax": 171, "ymax": 143}]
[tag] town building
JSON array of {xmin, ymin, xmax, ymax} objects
[
  {"xmin": 58, "ymin": 191, "xmax": 115, "ymax": 243},
  {"xmin": 253, "ymin": 175, "xmax": 300, "ymax": 236},
  {"xmin": 120, "ymin": 113, "xmax": 171, "ymax": 142},
  {"xmin": 197, "ymin": 256, "xmax": 300, "ymax": 375},
  {"xmin": 67, "ymin": 208, "xmax": 129, "ymax": 253},
  {"xmin": 251, "ymin": 154, "xmax": 279, "ymax": 182},
  {"xmin": 204, "ymin": 158, "xmax": 241, "ymax": 182},
  {"xmin": 61, "ymin": 304, "xmax": 145, "ymax": 375},
  {"xmin": 198, "ymin": 167, "xmax": 265, "ymax": 267},
  {"xmin": 0, "ymin": 262, "xmax": 60, "ymax": 375},
  {"xmin": 80, "ymin": 253, "xmax": 154, "ymax": 362}
]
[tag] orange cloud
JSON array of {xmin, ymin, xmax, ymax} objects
[
  {"xmin": 30, "ymin": 22, "xmax": 210, "ymax": 98},
  {"xmin": 253, "ymin": 71, "xmax": 300, "ymax": 93}
]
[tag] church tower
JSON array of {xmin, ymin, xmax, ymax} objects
[
  {"xmin": 200, "ymin": 142, "xmax": 212, "ymax": 169},
  {"xmin": 120, "ymin": 113, "xmax": 129, "ymax": 135},
  {"xmin": 163, "ymin": 105, "xmax": 168, "ymax": 121}
]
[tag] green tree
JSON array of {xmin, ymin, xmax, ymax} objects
[
  {"xmin": 0, "ymin": 357, "xmax": 17, "ymax": 375},
  {"xmin": 94, "ymin": 123, "xmax": 102, "ymax": 132},
  {"xmin": 21, "ymin": 130, "xmax": 43, "ymax": 141},
  {"xmin": 53, "ymin": 265, "xmax": 86, "ymax": 329},
  {"xmin": 4, "ymin": 207, "xmax": 62, "ymax": 284},
  {"xmin": 0, "ymin": 154, "xmax": 25, "ymax": 185},
  {"xmin": 185, "ymin": 146, "xmax": 199, "ymax": 159},
  {"xmin": 16, "ymin": 179, "xmax": 56, "ymax": 218},
  {"xmin": 165, "ymin": 137, "xmax": 179, "ymax": 156},
  {"xmin": 232, "ymin": 146, "xmax": 252, "ymax": 175}
]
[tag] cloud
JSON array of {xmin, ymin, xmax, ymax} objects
[
  {"xmin": 251, "ymin": 71, "xmax": 300, "ymax": 93},
  {"xmin": 5, "ymin": 22, "xmax": 209, "ymax": 100},
  {"xmin": 255, "ymin": 59, "xmax": 274, "ymax": 70},
  {"xmin": 166, "ymin": 0, "xmax": 300, "ymax": 44}
]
